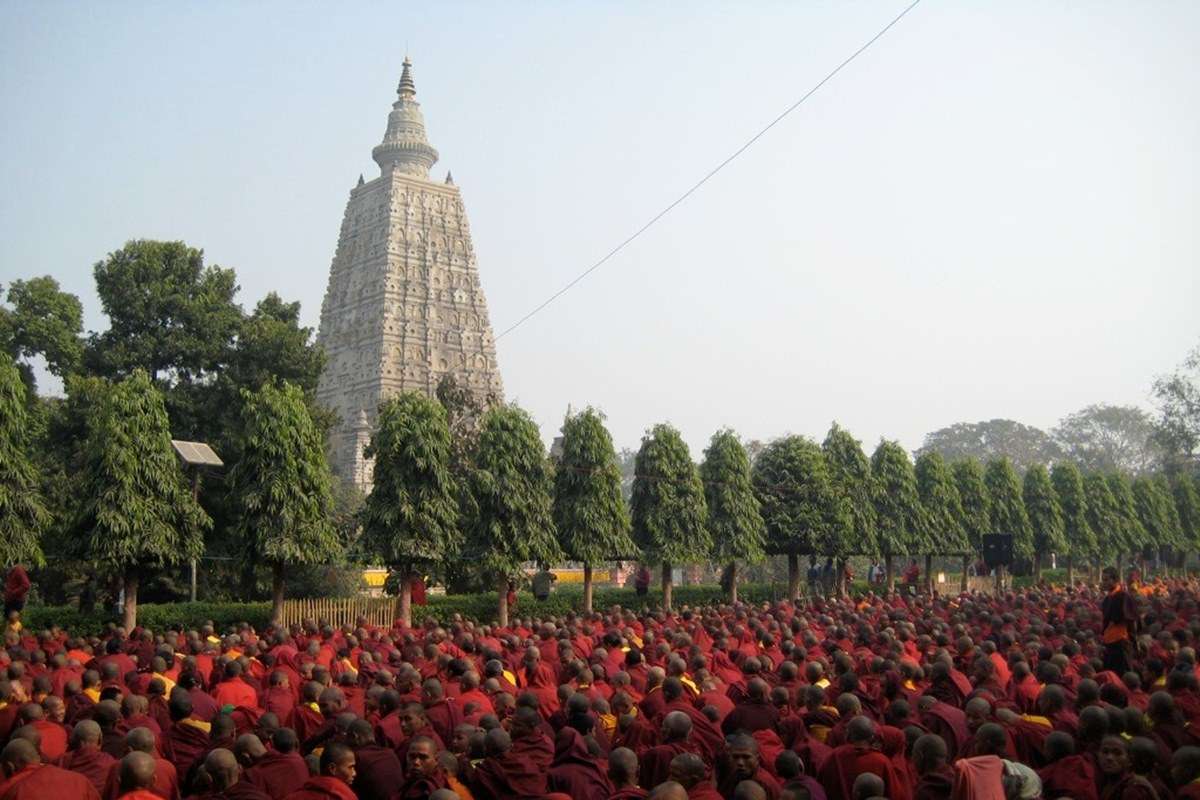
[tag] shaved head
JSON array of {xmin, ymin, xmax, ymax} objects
[{"xmin": 119, "ymin": 750, "xmax": 157, "ymax": 792}]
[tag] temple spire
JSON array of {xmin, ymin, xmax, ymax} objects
[{"xmin": 373, "ymin": 57, "xmax": 439, "ymax": 178}]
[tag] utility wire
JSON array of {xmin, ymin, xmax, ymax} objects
[{"xmin": 495, "ymin": 0, "xmax": 924, "ymax": 341}]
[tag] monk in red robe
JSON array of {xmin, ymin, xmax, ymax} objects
[
  {"xmin": 911, "ymin": 734, "xmax": 954, "ymax": 800},
  {"xmin": 0, "ymin": 739, "xmax": 101, "ymax": 800},
  {"xmin": 281, "ymin": 742, "xmax": 358, "ymax": 800},
  {"xmin": 161, "ymin": 694, "xmax": 211, "ymax": 785},
  {"xmin": 421, "ymin": 679, "xmax": 463, "ymax": 744},
  {"xmin": 1037, "ymin": 732, "xmax": 1098, "ymax": 800},
  {"xmin": 346, "ymin": 720, "xmax": 403, "ymax": 800},
  {"xmin": 640, "ymin": 711, "xmax": 701, "ymax": 789},
  {"xmin": 470, "ymin": 727, "xmax": 549, "ymax": 800},
  {"xmin": 670, "ymin": 752, "xmax": 724, "ymax": 800},
  {"xmin": 717, "ymin": 733, "xmax": 783, "ymax": 800},
  {"xmin": 61, "ymin": 721, "xmax": 115, "ymax": 795},
  {"xmin": 817, "ymin": 718, "xmax": 897, "ymax": 800},
  {"xmin": 547, "ymin": 728, "xmax": 612, "ymax": 800},
  {"xmin": 101, "ymin": 727, "xmax": 177, "ymax": 800},
  {"xmin": 608, "ymin": 747, "xmax": 649, "ymax": 800},
  {"xmin": 243, "ymin": 728, "xmax": 308, "ymax": 800}
]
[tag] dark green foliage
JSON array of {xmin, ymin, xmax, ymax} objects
[
  {"xmin": 915, "ymin": 452, "xmax": 969, "ymax": 554},
  {"xmin": 553, "ymin": 408, "xmax": 636, "ymax": 563},
  {"xmin": 822, "ymin": 424, "xmax": 877, "ymax": 558},
  {"xmin": 1106, "ymin": 473, "xmax": 1147, "ymax": 555},
  {"xmin": 467, "ymin": 405, "xmax": 561, "ymax": 577},
  {"xmin": 1172, "ymin": 473, "xmax": 1200, "ymax": 550},
  {"xmin": 360, "ymin": 392, "xmax": 460, "ymax": 570},
  {"xmin": 1083, "ymin": 474, "xmax": 1121, "ymax": 561},
  {"xmin": 700, "ymin": 429, "xmax": 766, "ymax": 565},
  {"xmin": 1023, "ymin": 464, "xmax": 1066, "ymax": 555},
  {"xmin": 751, "ymin": 436, "xmax": 843, "ymax": 556},
  {"xmin": 0, "ymin": 353, "xmax": 48, "ymax": 565},
  {"xmin": 85, "ymin": 240, "xmax": 241, "ymax": 382},
  {"xmin": 71, "ymin": 370, "xmax": 209, "ymax": 567},
  {"xmin": 0, "ymin": 277, "xmax": 84, "ymax": 391},
  {"xmin": 630, "ymin": 424, "xmax": 710, "ymax": 564},
  {"xmin": 871, "ymin": 440, "xmax": 926, "ymax": 558},
  {"xmin": 228, "ymin": 381, "xmax": 340, "ymax": 567},
  {"xmin": 950, "ymin": 459, "xmax": 991, "ymax": 553},
  {"xmin": 983, "ymin": 458, "xmax": 1032, "ymax": 559},
  {"xmin": 917, "ymin": 419, "xmax": 1062, "ymax": 473},
  {"xmin": 1051, "ymin": 462, "xmax": 1096, "ymax": 561},
  {"xmin": 1132, "ymin": 476, "xmax": 1183, "ymax": 552}
]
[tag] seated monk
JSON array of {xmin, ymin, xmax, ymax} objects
[
  {"xmin": 608, "ymin": 746, "xmax": 649, "ymax": 800},
  {"xmin": 509, "ymin": 707, "xmax": 554, "ymax": 773},
  {"xmin": 469, "ymin": 727, "xmax": 549, "ymax": 800},
  {"xmin": 640, "ymin": 712, "xmax": 700, "ymax": 790},
  {"xmin": 668, "ymin": 752, "xmax": 723, "ymax": 800},
  {"xmin": 547, "ymin": 728, "xmax": 612, "ymax": 800},
  {"xmin": 911, "ymin": 734, "xmax": 953, "ymax": 800},
  {"xmin": 243, "ymin": 728, "xmax": 308, "ymax": 800},
  {"xmin": 0, "ymin": 738, "xmax": 101, "ymax": 799},
  {"xmin": 192, "ymin": 747, "xmax": 270, "ymax": 800},
  {"xmin": 395, "ymin": 736, "xmax": 448, "ymax": 799},
  {"xmin": 719, "ymin": 733, "xmax": 783, "ymax": 800},
  {"xmin": 1096, "ymin": 736, "xmax": 1157, "ymax": 800},
  {"xmin": 113, "ymin": 750, "xmax": 162, "ymax": 800},
  {"xmin": 345, "ymin": 719, "xmax": 403, "ymax": 800},
  {"xmin": 281, "ymin": 741, "xmax": 358, "ymax": 800},
  {"xmin": 1171, "ymin": 747, "xmax": 1200, "ymax": 800},
  {"xmin": 61, "ymin": 720, "xmax": 115, "ymax": 795},
  {"xmin": 1036, "ymin": 732, "xmax": 1097, "ymax": 800},
  {"xmin": 102, "ymin": 726, "xmax": 179, "ymax": 800},
  {"xmin": 817, "ymin": 717, "xmax": 900, "ymax": 800}
]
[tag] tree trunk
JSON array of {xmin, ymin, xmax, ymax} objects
[
  {"xmin": 662, "ymin": 563, "xmax": 673, "ymax": 611},
  {"xmin": 497, "ymin": 576, "xmax": 509, "ymax": 628},
  {"xmin": 835, "ymin": 561, "xmax": 845, "ymax": 598},
  {"xmin": 1066, "ymin": 554, "xmax": 1074, "ymax": 587},
  {"xmin": 122, "ymin": 571, "xmax": 139, "ymax": 631},
  {"xmin": 728, "ymin": 562, "xmax": 738, "ymax": 604},
  {"xmin": 995, "ymin": 564, "xmax": 1005, "ymax": 596},
  {"xmin": 396, "ymin": 569, "xmax": 413, "ymax": 628},
  {"xmin": 1034, "ymin": 552, "xmax": 1043, "ymax": 583},
  {"xmin": 271, "ymin": 563, "xmax": 286, "ymax": 623},
  {"xmin": 961, "ymin": 555, "xmax": 970, "ymax": 593},
  {"xmin": 885, "ymin": 554, "xmax": 895, "ymax": 593},
  {"xmin": 583, "ymin": 564, "xmax": 594, "ymax": 612},
  {"xmin": 925, "ymin": 554, "xmax": 934, "ymax": 595},
  {"xmin": 787, "ymin": 554, "xmax": 800, "ymax": 601}
]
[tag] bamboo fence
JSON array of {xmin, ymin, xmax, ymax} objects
[{"xmin": 279, "ymin": 596, "xmax": 396, "ymax": 628}]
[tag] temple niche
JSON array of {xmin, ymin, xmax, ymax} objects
[{"xmin": 315, "ymin": 58, "xmax": 503, "ymax": 492}]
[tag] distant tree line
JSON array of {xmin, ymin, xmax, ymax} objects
[{"xmin": 2, "ymin": 239, "xmax": 1199, "ymax": 627}]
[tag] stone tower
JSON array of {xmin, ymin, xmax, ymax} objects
[{"xmin": 316, "ymin": 58, "xmax": 503, "ymax": 491}]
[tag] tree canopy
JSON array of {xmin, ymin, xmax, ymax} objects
[
  {"xmin": 1023, "ymin": 464, "xmax": 1066, "ymax": 560},
  {"xmin": 1106, "ymin": 472, "xmax": 1147, "ymax": 557},
  {"xmin": 822, "ymin": 424, "xmax": 877, "ymax": 559},
  {"xmin": 1050, "ymin": 462, "xmax": 1095, "ymax": 563},
  {"xmin": 1082, "ymin": 473, "xmax": 1121, "ymax": 563},
  {"xmin": 0, "ymin": 353, "xmax": 48, "ymax": 565},
  {"xmin": 630, "ymin": 423, "xmax": 709, "ymax": 566},
  {"xmin": 950, "ymin": 459, "xmax": 991, "ymax": 555},
  {"xmin": 751, "ymin": 436, "xmax": 842, "ymax": 557},
  {"xmin": 553, "ymin": 408, "xmax": 636, "ymax": 565},
  {"xmin": 983, "ymin": 458, "xmax": 1032, "ymax": 560},
  {"xmin": 1153, "ymin": 339, "xmax": 1200, "ymax": 468},
  {"xmin": 0, "ymin": 277, "xmax": 83, "ymax": 392},
  {"xmin": 1171, "ymin": 473, "xmax": 1200, "ymax": 553},
  {"xmin": 917, "ymin": 419, "xmax": 1062, "ymax": 473},
  {"xmin": 871, "ymin": 440, "xmax": 926, "ymax": 560},
  {"xmin": 700, "ymin": 429, "xmax": 766, "ymax": 568},
  {"xmin": 1052, "ymin": 404, "xmax": 1162, "ymax": 476},
  {"xmin": 915, "ymin": 451, "xmax": 968, "ymax": 555}
]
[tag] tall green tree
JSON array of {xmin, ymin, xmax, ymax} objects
[
  {"xmin": 1050, "ymin": 462, "xmax": 1093, "ymax": 584},
  {"xmin": 915, "ymin": 451, "xmax": 967, "ymax": 592},
  {"xmin": 917, "ymin": 419, "xmax": 1062, "ymax": 473},
  {"xmin": 228, "ymin": 381, "xmax": 340, "ymax": 622},
  {"xmin": 0, "ymin": 353, "xmax": 48, "ymax": 566},
  {"xmin": 700, "ymin": 429, "xmax": 765, "ymax": 604},
  {"xmin": 0, "ymin": 277, "xmax": 84, "ymax": 393},
  {"xmin": 1152, "ymin": 340, "xmax": 1200, "ymax": 469},
  {"xmin": 1154, "ymin": 474, "xmax": 1186, "ymax": 571},
  {"xmin": 1083, "ymin": 473, "xmax": 1121, "ymax": 566},
  {"xmin": 752, "ymin": 436, "xmax": 843, "ymax": 599},
  {"xmin": 1132, "ymin": 476, "xmax": 1182, "ymax": 572},
  {"xmin": 631, "ymin": 423, "xmax": 709, "ymax": 611},
  {"xmin": 466, "ymin": 405, "xmax": 560, "ymax": 625},
  {"xmin": 822, "ymin": 424, "xmax": 878, "ymax": 587},
  {"xmin": 1023, "ymin": 464, "xmax": 1065, "ymax": 581},
  {"xmin": 1171, "ymin": 473, "xmax": 1200, "ymax": 555},
  {"xmin": 1052, "ymin": 404, "xmax": 1163, "ymax": 475},
  {"xmin": 360, "ymin": 392, "xmax": 460, "ymax": 626},
  {"xmin": 983, "ymin": 458, "xmax": 1033, "ymax": 564},
  {"xmin": 950, "ymin": 459, "xmax": 990, "ymax": 589},
  {"xmin": 71, "ymin": 370, "xmax": 209, "ymax": 629},
  {"xmin": 871, "ymin": 440, "xmax": 926, "ymax": 591},
  {"xmin": 1106, "ymin": 472, "xmax": 1147, "ymax": 569},
  {"xmin": 553, "ymin": 408, "xmax": 636, "ymax": 612}
]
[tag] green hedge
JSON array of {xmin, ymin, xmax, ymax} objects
[{"xmin": 20, "ymin": 602, "xmax": 274, "ymax": 635}]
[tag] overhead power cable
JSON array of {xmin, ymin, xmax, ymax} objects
[{"xmin": 495, "ymin": 0, "xmax": 924, "ymax": 341}]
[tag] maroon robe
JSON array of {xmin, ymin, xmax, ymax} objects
[
  {"xmin": 662, "ymin": 697, "xmax": 723, "ymax": 762},
  {"xmin": 424, "ymin": 697, "xmax": 464, "ymax": 744},
  {"xmin": 913, "ymin": 766, "xmax": 954, "ymax": 800},
  {"xmin": 279, "ymin": 776, "xmax": 358, "ymax": 800},
  {"xmin": 471, "ymin": 749, "xmax": 551, "ymax": 800},
  {"xmin": 61, "ymin": 747, "xmax": 116, "ymax": 794},
  {"xmin": 162, "ymin": 719, "xmax": 211, "ymax": 784},
  {"xmin": 817, "ymin": 744, "xmax": 896, "ymax": 800},
  {"xmin": 350, "ymin": 744, "xmax": 404, "ymax": 800},
  {"xmin": 1038, "ymin": 755, "xmax": 1099, "ymax": 800},
  {"xmin": 101, "ymin": 756, "xmax": 178, "ymax": 800},
  {"xmin": 718, "ymin": 766, "xmax": 782, "ymax": 800},
  {"xmin": 547, "ymin": 729, "xmax": 613, "ymax": 800},
  {"xmin": 285, "ymin": 704, "xmax": 324, "ymax": 743},
  {"xmin": 512, "ymin": 728, "xmax": 555, "ymax": 772},
  {"xmin": 639, "ymin": 741, "xmax": 699, "ymax": 790},
  {"xmin": 610, "ymin": 788, "xmax": 650, "ymax": 800},
  {"xmin": 920, "ymin": 702, "xmax": 970, "ymax": 760},
  {"xmin": 721, "ymin": 699, "xmax": 781, "ymax": 735},
  {"xmin": 614, "ymin": 714, "xmax": 659, "ymax": 754},
  {"xmin": 687, "ymin": 780, "xmax": 725, "ymax": 800},
  {"xmin": 0, "ymin": 763, "xmax": 101, "ymax": 800},
  {"xmin": 243, "ymin": 750, "xmax": 309, "ymax": 800}
]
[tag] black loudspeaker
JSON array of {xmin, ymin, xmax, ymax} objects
[{"xmin": 982, "ymin": 534, "xmax": 1014, "ymax": 568}]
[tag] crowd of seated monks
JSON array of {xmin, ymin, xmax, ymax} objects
[{"xmin": 3, "ymin": 568, "xmax": 1200, "ymax": 800}]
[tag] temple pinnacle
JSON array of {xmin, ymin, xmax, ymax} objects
[{"xmin": 398, "ymin": 56, "xmax": 416, "ymax": 100}]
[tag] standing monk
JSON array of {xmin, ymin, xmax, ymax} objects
[{"xmin": 1100, "ymin": 567, "xmax": 1139, "ymax": 675}]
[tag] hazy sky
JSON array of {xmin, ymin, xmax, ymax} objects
[{"xmin": 2, "ymin": 1, "xmax": 1197, "ymax": 458}]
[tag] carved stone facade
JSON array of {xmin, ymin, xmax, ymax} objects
[{"xmin": 316, "ymin": 58, "xmax": 503, "ymax": 492}]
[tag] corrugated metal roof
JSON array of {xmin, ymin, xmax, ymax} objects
[{"xmin": 171, "ymin": 440, "xmax": 224, "ymax": 468}]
